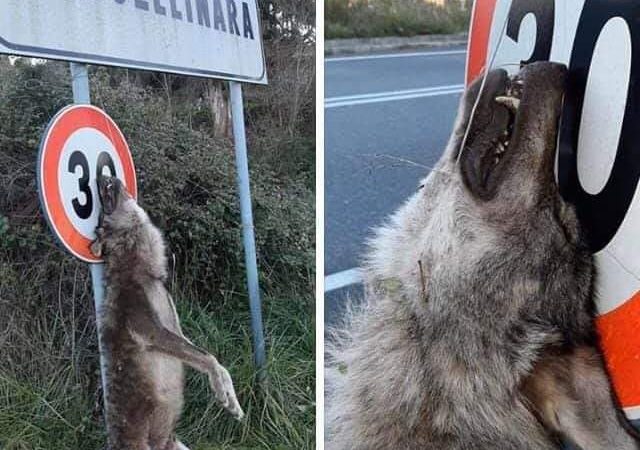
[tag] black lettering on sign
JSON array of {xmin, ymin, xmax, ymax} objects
[
  {"xmin": 227, "ymin": 0, "xmax": 240, "ymax": 36},
  {"xmin": 214, "ymin": 0, "xmax": 227, "ymax": 31},
  {"xmin": 68, "ymin": 151, "xmax": 93, "ymax": 220},
  {"xmin": 195, "ymin": 0, "xmax": 211, "ymax": 27},
  {"xmin": 154, "ymin": 0, "xmax": 167, "ymax": 15},
  {"xmin": 242, "ymin": 2, "xmax": 254, "ymax": 39},
  {"xmin": 112, "ymin": 0, "xmax": 255, "ymax": 41},
  {"xmin": 169, "ymin": 0, "xmax": 183, "ymax": 20},
  {"xmin": 558, "ymin": 0, "xmax": 640, "ymax": 252},
  {"xmin": 185, "ymin": 0, "xmax": 194, "ymax": 23},
  {"xmin": 135, "ymin": 0, "xmax": 150, "ymax": 11},
  {"xmin": 506, "ymin": 0, "xmax": 554, "ymax": 64}
]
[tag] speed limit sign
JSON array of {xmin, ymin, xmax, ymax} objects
[
  {"xmin": 468, "ymin": 0, "xmax": 640, "ymax": 424},
  {"xmin": 37, "ymin": 104, "xmax": 137, "ymax": 263}
]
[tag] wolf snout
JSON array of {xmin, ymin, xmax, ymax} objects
[
  {"xmin": 520, "ymin": 61, "xmax": 567, "ymax": 91},
  {"xmin": 97, "ymin": 174, "xmax": 113, "ymax": 190}
]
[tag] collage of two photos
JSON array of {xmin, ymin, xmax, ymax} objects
[
  {"xmin": 2, "ymin": 0, "xmax": 640, "ymax": 449},
  {"xmin": 0, "ymin": 1, "xmax": 314, "ymax": 449}
]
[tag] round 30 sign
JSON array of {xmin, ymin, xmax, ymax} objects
[
  {"xmin": 37, "ymin": 105, "xmax": 137, "ymax": 263},
  {"xmin": 468, "ymin": 0, "xmax": 640, "ymax": 424}
]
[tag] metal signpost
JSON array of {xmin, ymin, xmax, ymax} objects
[
  {"xmin": 229, "ymin": 80, "xmax": 267, "ymax": 375},
  {"xmin": 2, "ymin": 0, "xmax": 269, "ymax": 431}
]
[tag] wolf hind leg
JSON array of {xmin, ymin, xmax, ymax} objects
[
  {"xmin": 127, "ymin": 310, "xmax": 244, "ymax": 420},
  {"xmin": 523, "ymin": 346, "xmax": 640, "ymax": 450}
]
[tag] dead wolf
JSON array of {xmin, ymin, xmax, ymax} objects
[
  {"xmin": 90, "ymin": 175, "xmax": 244, "ymax": 450},
  {"xmin": 326, "ymin": 62, "xmax": 639, "ymax": 450}
]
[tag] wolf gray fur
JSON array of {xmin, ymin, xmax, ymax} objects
[
  {"xmin": 90, "ymin": 175, "xmax": 244, "ymax": 450},
  {"xmin": 326, "ymin": 62, "xmax": 639, "ymax": 450}
]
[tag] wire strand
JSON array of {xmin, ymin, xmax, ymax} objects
[{"xmin": 456, "ymin": 11, "xmax": 512, "ymax": 165}]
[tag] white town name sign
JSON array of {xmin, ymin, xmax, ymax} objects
[{"xmin": 0, "ymin": 0, "xmax": 266, "ymax": 83}]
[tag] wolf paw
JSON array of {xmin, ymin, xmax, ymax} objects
[
  {"xmin": 90, "ymin": 228, "xmax": 105, "ymax": 257},
  {"xmin": 209, "ymin": 363, "xmax": 244, "ymax": 420}
]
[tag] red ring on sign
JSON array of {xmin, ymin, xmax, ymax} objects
[
  {"xmin": 466, "ymin": 0, "xmax": 497, "ymax": 85},
  {"xmin": 596, "ymin": 290, "xmax": 640, "ymax": 409},
  {"xmin": 39, "ymin": 105, "xmax": 136, "ymax": 262}
]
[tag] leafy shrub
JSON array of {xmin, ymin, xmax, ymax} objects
[{"xmin": 0, "ymin": 58, "xmax": 314, "ymax": 302}]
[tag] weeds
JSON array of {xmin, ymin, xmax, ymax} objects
[{"xmin": 0, "ymin": 288, "xmax": 314, "ymax": 449}]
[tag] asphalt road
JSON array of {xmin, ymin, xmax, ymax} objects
[{"xmin": 324, "ymin": 47, "xmax": 467, "ymax": 327}]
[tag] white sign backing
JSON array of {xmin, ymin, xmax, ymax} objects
[{"xmin": 0, "ymin": 0, "xmax": 267, "ymax": 84}]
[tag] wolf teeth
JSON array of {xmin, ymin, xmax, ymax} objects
[{"xmin": 495, "ymin": 96, "xmax": 520, "ymax": 112}]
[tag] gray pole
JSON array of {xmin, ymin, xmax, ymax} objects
[
  {"xmin": 69, "ymin": 62, "xmax": 109, "ymax": 411},
  {"xmin": 228, "ymin": 81, "xmax": 267, "ymax": 380}
]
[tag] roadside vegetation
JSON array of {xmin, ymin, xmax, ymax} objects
[
  {"xmin": 326, "ymin": 0, "xmax": 471, "ymax": 39},
  {"xmin": 0, "ymin": 1, "xmax": 315, "ymax": 448}
]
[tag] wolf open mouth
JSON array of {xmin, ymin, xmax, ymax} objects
[
  {"xmin": 97, "ymin": 174, "xmax": 119, "ymax": 215},
  {"xmin": 492, "ymin": 74, "xmax": 523, "ymax": 166},
  {"xmin": 459, "ymin": 62, "xmax": 567, "ymax": 201}
]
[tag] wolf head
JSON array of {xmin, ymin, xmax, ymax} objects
[
  {"xmin": 456, "ymin": 61, "xmax": 567, "ymax": 205},
  {"xmin": 328, "ymin": 62, "xmax": 597, "ymax": 450},
  {"xmin": 95, "ymin": 175, "xmax": 167, "ymax": 279},
  {"xmin": 366, "ymin": 62, "xmax": 593, "ymax": 326},
  {"xmin": 97, "ymin": 175, "xmax": 129, "ymax": 214},
  {"xmin": 96, "ymin": 175, "xmax": 144, "ymax": 231}
]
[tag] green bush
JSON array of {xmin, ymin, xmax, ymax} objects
[
  {"xmin": 326, "ymin": 0, "xmax": 471, "ymax": 39},
  {"xmin": 0, "ymin": 57, "xmax": 314, "ymax": 305}
]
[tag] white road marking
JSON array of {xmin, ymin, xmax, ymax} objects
[
  {"xmin": 328, "ymin": 84, "xmax": 465, "ymax": 102},
  {"xmin": 325, "ymin": 268, "xmax": 363, "ymax": 292},
  {"xmin": 325, "ymin": 84, "xmax": 464, "ymax": 108},
  {"xmin": 326, "ymin": 49, "xmax": 467, "ymax": 63},
  {"xmin": 624, "ymin": 405, "xmax": 640, "ymax": 421}
]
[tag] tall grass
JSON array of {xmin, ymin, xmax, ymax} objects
[
  {"xmin": 0, "ymin": 288, "xmax": 314, "ymax": 449},
  {"xmin": 325, "ymin": 0, "xmax": 471, "ymax": 39}
]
